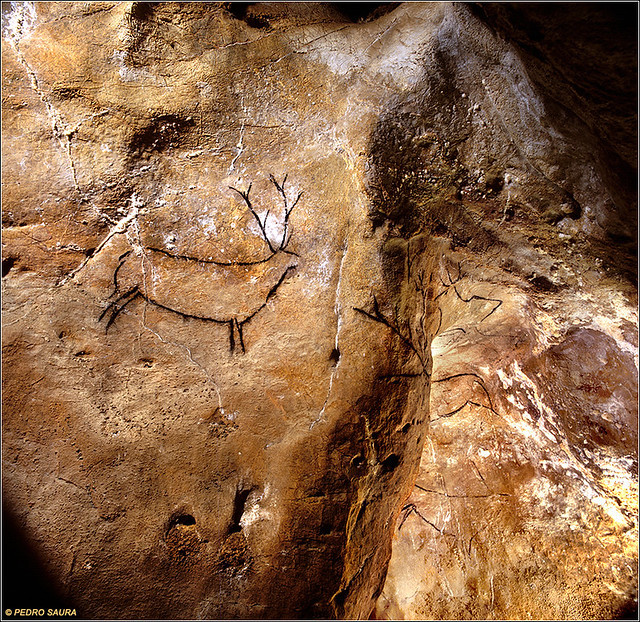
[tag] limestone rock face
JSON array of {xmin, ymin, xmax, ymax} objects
[{"xmin": 2, "ymin": 2, "xmax": 637, "ymax": 620}]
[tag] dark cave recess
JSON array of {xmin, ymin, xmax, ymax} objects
[
  {"xmin": 2, "ymin": 507, "xmax": 80, "ymax": 619},
  {"xmin": 226, "ymin": 1, "xmax": 401, "ymax": 24}
]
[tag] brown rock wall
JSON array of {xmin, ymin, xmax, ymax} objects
[{"xmin": 2, "ymin": 2, "xmax": 637, "ymax": 619}]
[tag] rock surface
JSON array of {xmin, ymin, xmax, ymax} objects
[{"xmin": 2, "ymin": 2, "xmax": 637, "ymax": 620}]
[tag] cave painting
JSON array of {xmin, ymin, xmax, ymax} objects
[
  {"xmin": 353, "ymin": 256, "xmax": 503, "ymax": 380},
  {"xmin": 99, "ymin": 174, "xmax": 302, "ymax": 353}
]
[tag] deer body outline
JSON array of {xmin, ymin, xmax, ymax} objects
[{"xmin": 99, "ymin": 175, "xmax": 303, "ymax": 353}]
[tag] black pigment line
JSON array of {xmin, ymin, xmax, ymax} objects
[
  {"xmin": 229, "ymin": 183, "xmax": 277, "ymax": 254},
  {"xmin": 110, "ymin": 251, "xmax": 132, "ymax": 298},
  {"xmin": 147, "ymin": 245, "xmax": 276, "ymax": 267},
  {"xmin": 432, "ymin": 372, "xmax": 495, "ymax": 411},
  {"xmin": 100, "ymin": 285, "xmax": 138, "ymax": 323},
  {"xmin": 105, "ymin": 288, "xmax": 141, "ymax": 332},
  {"xmin": 453, "ymin": 285, "xmax": 503, "ymax": 321}
]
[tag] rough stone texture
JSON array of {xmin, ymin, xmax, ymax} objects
[
  {"xmin": 370, "ymin": 4, "xmax": 638, "ymax": 620},
  {"xmin": 1, "ymin": 2, "xmax": 637, "ymax": 620}
]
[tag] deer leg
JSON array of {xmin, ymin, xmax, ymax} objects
[
  {"xmin": 228, "ymin": 319, "xmax": 236, "ymax": 353},
  {"xmin": 108, "ymin": 251, "xmax": 132, "ymax": 299},
  {"xmin": 102, "ymin": 286, "xmax": 140, "ymax": 332},
  {"xmin": 234, "ymin": 318, "xmax": 246, "ymax": 354},
  {"xmin": 99, "ymin": 285, "xmax": 138, "ymax": 323}
]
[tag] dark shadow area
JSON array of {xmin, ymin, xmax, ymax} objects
[
  {"xmin": 329, "ymin": 2, "xmax": 400, "ymax": 22},
  {"xmin": 226, "ymin": 2, "xmax": 400, "ymax": 25},
  {"xmin": 225, "ymin": 1, "xmax": 272, "ymax": 29},
  {"xmin": 617, "ymin": 601, "xmax": 640, "ymax": 620},
  {"xmin": 470, "ymin": 1, "xmax": 638, "ymax": 272},
  {"xmin": 2, "ymin": 505, "xmax": 79, "ymax": 619},
  {"xmin": 469, "ymin": 3, "xmax": 638, "ymax": 190}
]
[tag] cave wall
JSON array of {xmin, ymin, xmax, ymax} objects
[{"xmin": 2, "ymin": 2, "xmax": 637, "ymax": 620}]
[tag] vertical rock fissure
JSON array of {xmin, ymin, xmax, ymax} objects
[{"xmin": 310, "ymin": 238, "xmax": 349, "ymax": 430}]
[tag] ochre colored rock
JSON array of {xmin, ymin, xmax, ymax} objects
[{"xmin": 2, "ymin": 2, "xmax": 637, "ymax": 619}]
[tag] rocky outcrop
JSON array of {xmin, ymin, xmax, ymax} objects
[
  {"xmin": 2, "ymin": 2, "xmax": 637, "ymax": 620},
  {"xmin": 370, "ymin": 4, "xmax": 638, "ymax": 620}
]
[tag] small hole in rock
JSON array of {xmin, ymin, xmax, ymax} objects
[
  {"xmin": 329, "ymin": 348, "xmax": 341, "ymax": 365},
  {"xmin": 528, "ymin": 274, "xmax": 558, "ymax": 292},
  {"xmin": 130, "ymin": 1, "xmax": 154, "ymax": 22},
  {"xmin": 245, "ymin": 14, "xmax": 271, "ymax": 29},
  {"xmin": 229, "ymin": 487, "xmax": 254, "ymax": 534},
  {"xmin": 226, "ymin": 2, "xmax": 251, "ymax": 21},
  {"xmin": 319, "ymin": 522, "xmax": 332, "ymax": 535},
  {"xmin": 171, "ymin": 513, "xmax": 196, "ymax": 527},
  {"xmin": 2, "ymin": 257, "xmax": 17, "ymax": 278},
  {"xmin": 381, "ymin": 453, "xmax": 400, "ymax": 472}
]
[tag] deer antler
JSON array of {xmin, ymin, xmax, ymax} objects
[
  {"xmin": 229, "ymin": 175, "xmax": 302, "ymax": 256},
  {"xmin": 269, "ymin": 174, "xmax": 303, "ymax": 252},
  {"xmin": 229, "ymin": 182, "xmax": 277, "ymax": 254}
]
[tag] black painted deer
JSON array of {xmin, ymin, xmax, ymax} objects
[{"xmin": 99, "ymin": 175, "xmax": 302, "ymax": 353}]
